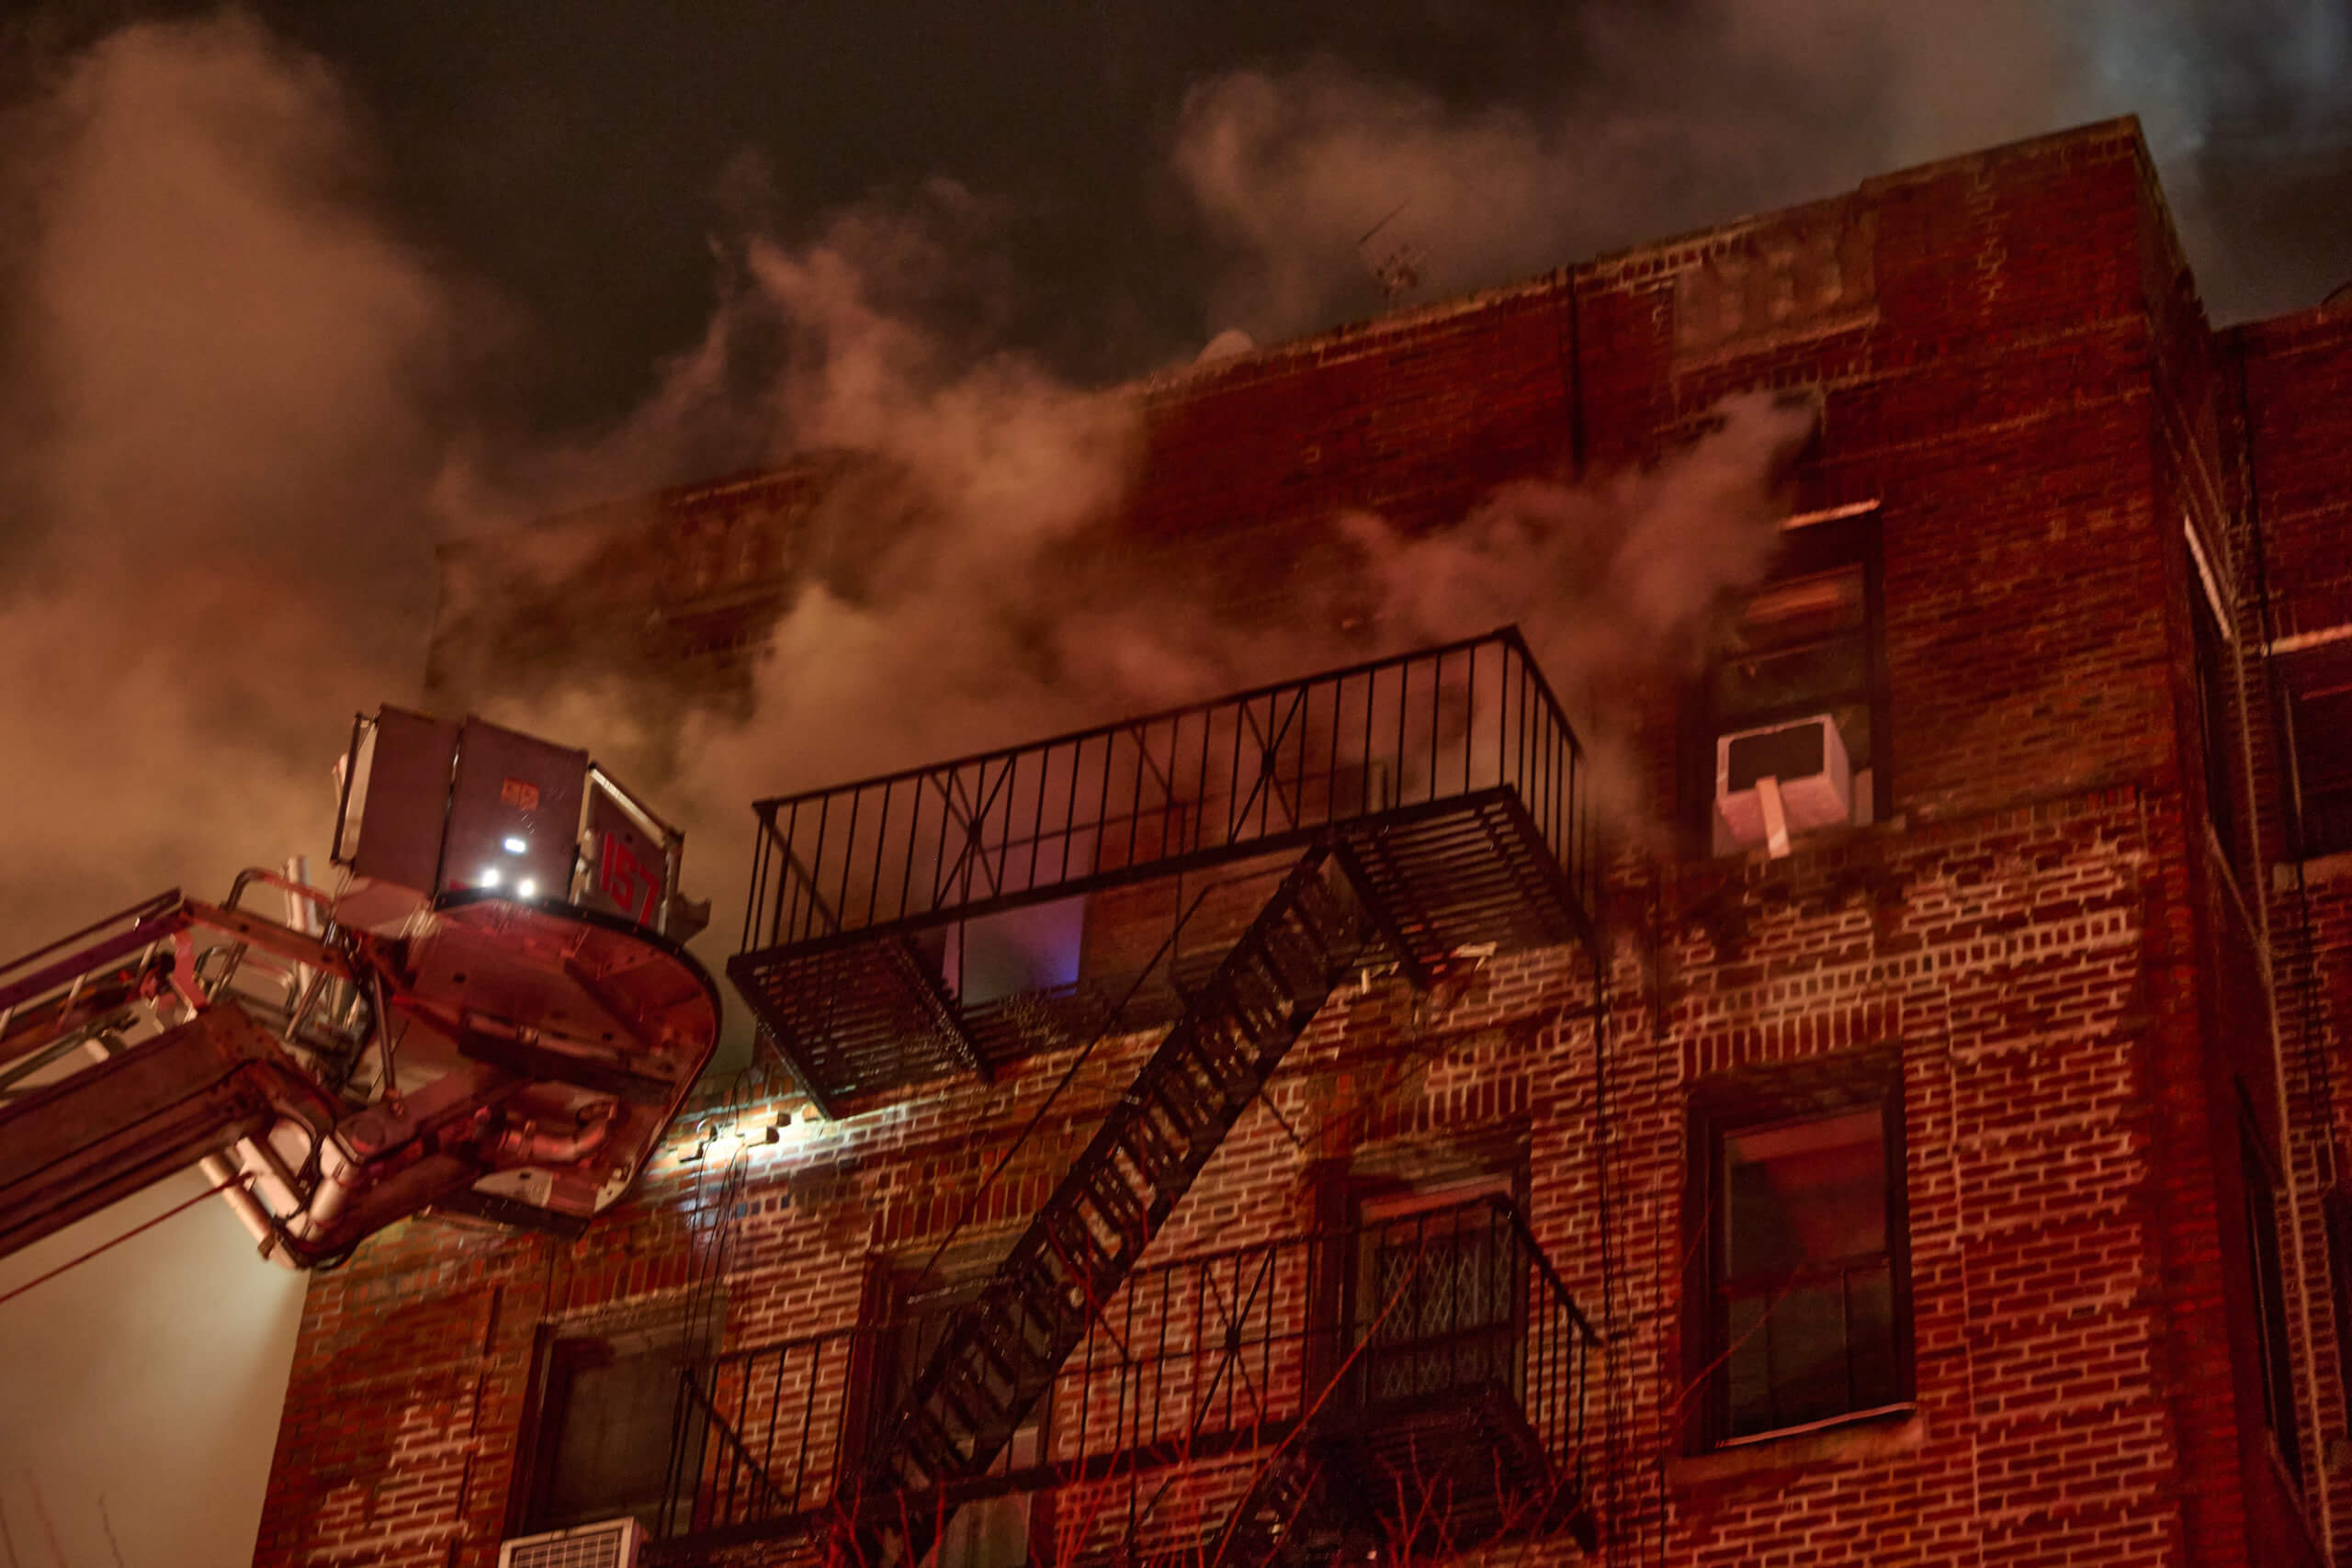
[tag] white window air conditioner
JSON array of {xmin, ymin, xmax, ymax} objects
[
  {"xmin": 1715, "ymin": 714, "xmax": 1851, "ymax": 859},
  {"xmin": 497, "ymin": 1517, "xmax": 646, "ymax": 1568}
]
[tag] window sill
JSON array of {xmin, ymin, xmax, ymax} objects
[
  {"xmin": 1697, "ymin": 811, "xmax": 1906, "ymax": 871},
  {"xmin": 2278, "ymin": 849, "xmax": 2352, "ymax": 889},
  {"xmin": 1668, "ymin": 1405, "xmax": 1923, "ymax": 1492}
]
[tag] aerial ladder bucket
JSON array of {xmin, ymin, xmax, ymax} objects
[{"xmin": 0, "ymin": 707, "xmax": 720, "ymax": 1269}]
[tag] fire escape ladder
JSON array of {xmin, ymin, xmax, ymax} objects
[
  {"xmin": 851, "ymin": 840, "xmax": 1372, "ymax": 1565},
  {"xmin": 1213, "ymin": 1439, "xmax": 1373, "ymax": 1568}
]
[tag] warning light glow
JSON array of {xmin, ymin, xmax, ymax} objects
[{"xmin": 503, "ymin": 836, "xmax": 527, "ymax": 854}]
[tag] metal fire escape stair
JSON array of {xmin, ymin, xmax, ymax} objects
[
  {"xmin": 1216, "ymin": 1439, "xmax": 1364, "ymax": 1568},
  {"xmin": 1213, "ymin": 1385, "xmax": 1587, "ymax": 1568},
  {"xmin": 847, "ymin": 840, "xmax": 1373, "ymax": 1567}
]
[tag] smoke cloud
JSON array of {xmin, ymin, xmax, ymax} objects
[
  {"xmin": 0, "ymin": 10, "xmax": 1841, "ymax": 1009},
  {"xmin": 0, "ymin": 15, "xmax": 455, "ymax": 950},
  {"xmin": 1170, "ymin": 0, "xmax": 2351, "ymax": 338},
  {"xmin": 0, "ymin": 21, "xmax": 456, "ymax": 1568}
]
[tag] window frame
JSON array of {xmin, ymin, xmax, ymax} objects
[
  {"xmin": 2186, "ymin": 531, "xmax": 2245, "ymax": 874},
  {"xmin": 1686, "ymin": 507, "xmax": 1890, "ymax": 855},
  {"xmin": 858, "ymin": 1248, "xmax": 1056, "ymax": 1568},
  {"xmin": 2240, "ymin": 1114, "xmax": 2305, "ymax": 1490},
  {"xmin": 1340, "ymin": 1174, "xmax": 1526, "ymax": 1413},
  {"xmin": 1683, "ymin": 1056, "xmax": 1912, "ymax": 1453},
  {"xmin": 2274, "ymin": 641, "xmax": 2352, "ymax": 861},
  {"xmin": 511, "ymin": 1303, "xmax": 718, "ymax": 1537}
]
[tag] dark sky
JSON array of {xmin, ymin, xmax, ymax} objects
[
  {"xmin": 0, "ymin": 5, "xmax": 2347, "ymax": 1565},
  {"xmin": 13, "ymin": 0, "xmax": 2350, "ymax": 449},
  {"xmin": 160, "ymin": 1, "xmax": 1645, "ymax": 414}
]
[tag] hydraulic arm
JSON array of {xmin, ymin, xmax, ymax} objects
[{"xmin": 0, "ymin": 709, "xmax": 720, "ymax": 1269}]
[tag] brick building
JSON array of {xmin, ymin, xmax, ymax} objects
[{"xmin": 254, "ymin": 118, "xmax": 2352, "ymax": 1568}]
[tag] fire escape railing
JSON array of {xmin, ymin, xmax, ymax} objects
[
  {"xmin": 658, "ymin": 1196, "xmax": 1599, "ymax": 1556},
  {"xmin": 740, "ymin": 628, "xmax": 1598, "ymax": 958}
]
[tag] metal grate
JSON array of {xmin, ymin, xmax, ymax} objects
[
  {"xmin": 660, "ymin": 1196, "xmax": 1599, "ymax": 1560},
  {"xmin": 497, "ymin": 1516, "xmax": 642, "ymax": 1568},
  {"xmin": 739, "ymin": 628, "xmax": 1596, "ymax": 956},
  {"xmin": 732, "ymin": 629, "xmax": 1600, "ymax": 1111}
]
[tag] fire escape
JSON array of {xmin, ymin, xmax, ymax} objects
[{"xmin": 717, "ymin": 628, "xmax": 1604, "ymax": 1566}]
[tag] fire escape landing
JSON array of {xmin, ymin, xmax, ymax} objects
[
  {"xmin": 732, "ymin": 628, "xmax": 1600, "ymax": 1115},
  {"xmin": 662, "ymin": 1196, "xmax": 1600, "ymax": 1565},
  {"xmin": 721, "ymin": 628, "xmax": 1603, "ymax": 1566}
]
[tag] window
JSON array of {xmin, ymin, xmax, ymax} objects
[
  {"xmin": 1692, "ymin": 511, "xmax": 1885, "ymax": 856},
  {"xmin": 1687, "ymin": 1067, "xmax": 1908, "ymax": 1449},
  {"xmin": 2188, "ymin": 539, "xmax": 2243, "ymax": 869},
  {"xmin": 866, "ymin": 1260, "xmax": 1047, "ymax": 1568},
  {"xmin": 2324, "ymin": 1184, "xmax": 2352, "ymax": 1460},
  {"xmin": 1347, "ymin": 1184, "xmax": 1521, "ymax": 1409},
  {"xmin": 516, "ymin": 1310, "xmax": 714, "ymax": 1534},
  {"xmin": 2277, "ymin": 646, "xmax": 2352, "ymax": 859},
  {"xmin": 2242, "ymin": 1123, "xmax": 2304, "ymax": 1487}
]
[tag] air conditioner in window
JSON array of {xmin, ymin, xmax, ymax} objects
[
  {"xmin": 497, "ymin": 1517, "xmax": 646, "ymax": 1568},
  {"xmin": 1715, "ymin": 714, "xmax": 1851, "ymax": 858}
]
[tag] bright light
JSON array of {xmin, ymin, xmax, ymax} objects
[
  {"xmin": 687, "ymin": 1120, "xmax": 786, "ymax": 1163},
  {"xmin": 502, "ymin": 836, "xmax": 527, "ymax": 854},
  {"xmin": 517, "ymin": 879, "xmax": 537, "ymax": 899},
  {"xmin": 479, "ymin": 867, "xmax": 502, "ymax": 888}
]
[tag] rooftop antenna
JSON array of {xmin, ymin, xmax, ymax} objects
[{"xmin": 1358, "ymin": 200, "xmax": 1425, "ymax": 310}]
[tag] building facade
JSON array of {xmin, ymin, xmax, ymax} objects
[{"xmin": 254, "ymin": 119, "xmax": 2352, "ymax": 1568}]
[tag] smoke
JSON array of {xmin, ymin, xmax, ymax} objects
[
  {"xmin": 1338, "ymin": 391, "xmax": 1815, "ymax": 806},
  {"xmin": 5, "ymin": 6, "xmax": 2342, "ymax": 962},
  {"xmin": 1170, "ymin": 0, "xmax": 2352, "ymax": 337},
  {"xmin": 499, "ymin": 230, "xmax": 1812, "ymax": 908},
  {"xmin": 0, "ymin": 28, "xmax": 448, "ymax": 1562},
  {"xmin": 8, "ymin": 3, "xmax": 2342, "ymax": 950},
  {"xmin": 0, "ymin": 14, "xmax": 456, "ymax": 949}
]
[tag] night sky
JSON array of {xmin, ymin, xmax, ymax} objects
[
  {"xmin": 12, "ymin": 1, "xmax": 2352, "ymax": 446},
  {"xmin": 0, "ymin": 4, "xmax": 2347, "ymax": 1564}
]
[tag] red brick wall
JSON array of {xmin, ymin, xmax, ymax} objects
[
  {"xmin": 257, "ymin": 119, "xmax": 2345, "ymax": 1568},
  {"xmin": 2235, "ymin": 299, "xmax": 2352, "ymax": 1563}
]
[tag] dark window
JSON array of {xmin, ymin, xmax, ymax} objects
[
  {"xmin": 1347, "ymin": 1189, "xmax": 1521, "ymax": 1408},
  {"xmin": 2278, "ymin": 650, "xmax": 2352, "ymax": 859},
  {"xmin": 519, "ymin": 1314, "xmax": 712, "ymax": 1533},
  {"xmin": 2243, "ymin": 1125, "xmax": 2304, "ymax": 1487},
  {"xmin": 2189, "ymin": 551, "xmax": 2243, "ymax": 869},
  {"xmin": 867, "ymin": 1263, "xmax": 1046, "ymax": 1568},
  {"xmin": 1688, "ymin": 1072, "xmax": 1909, "ymax": 1449},
  {"xmin": 1692, "ymin": 513, "xmax": 1885, "ymax": 856},
  {"xmin": 2324, "ymin": 1184, "xmax": 2352, "ymax": 1461}
]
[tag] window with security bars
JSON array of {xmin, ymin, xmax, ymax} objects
[
  {"xmin": 1687, "ymin": 1071, "xmax": 1910, "ymax": 1449},
  {"xmin": 1350, "ymin": 1195, "xmax": 1521, "ymax": 1406}
]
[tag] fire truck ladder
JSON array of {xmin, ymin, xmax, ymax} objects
[{"xmin": 846, "ymin": 840, "xmax": 1371, "ymax": 1566}]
